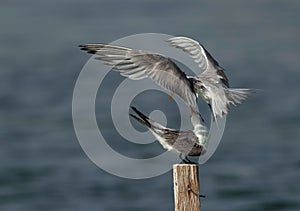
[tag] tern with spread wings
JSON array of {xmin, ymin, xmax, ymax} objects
[{"xmin": 80, "ymin": 37, "xmax": 252, "ymax": 120}]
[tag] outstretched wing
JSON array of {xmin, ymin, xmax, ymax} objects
[
  {"xmin": 167, "ymin": 36, "xmax": 229, "ymax": 87},
  {"xmin": 79, "ymin": 43, "xmax": 197, "ymax": 107}
]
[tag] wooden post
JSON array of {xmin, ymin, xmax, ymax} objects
[{"xmin": 173, "ymin": 164, "xmax": 200, "ymax": 211}]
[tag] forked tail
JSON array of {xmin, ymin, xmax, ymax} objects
[
  {"xmin": 129, "ymin": 106, "xmax": 151, "ymax": 128},
  {"xmin": 226, "ymin": 88, "xmax": 253, "ymax": 105}
]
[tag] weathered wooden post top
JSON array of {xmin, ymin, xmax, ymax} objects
[{"xmin": 173, "ymin": 164, "xmax": 201, "ymax": 211}]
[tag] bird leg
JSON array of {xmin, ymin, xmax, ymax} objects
[
  {"xmin": 183, "ymin": 156, "xmax": 195, "ymax": 164},
  {"xmin": 190, "ymin": 105, "xmax": 196, "ymax": 114},
  {"xmin": 179, "ymin": 153, "xmax": 198, "ymax": 165},
  {"xmin": 168, "ymin": 91, "xmax": 174, "ymax": 101},
  {"xmin": 179, "ymin": 153, "xmax": 190, "ymax": 163},
  {"xmin": 179, "ymin": 153, "xmax": 185, "ymax": 162}
]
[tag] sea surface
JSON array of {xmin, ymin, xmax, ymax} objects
[{"xmin": 1, "ymin": 0, "xmax": 300, "ymax": 210}]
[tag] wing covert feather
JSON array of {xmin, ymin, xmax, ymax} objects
[{"xmin": 79, "ymin": 44, "xmax": 197, "ymax": 106}]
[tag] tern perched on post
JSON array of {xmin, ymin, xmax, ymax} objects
[
  {"xmin": 129, "ymin": 106, "xmax": 208, "ymax": 163},
  {"xmin": 80, "ymin": 36, "xmax": 252, "ymax": 120}
]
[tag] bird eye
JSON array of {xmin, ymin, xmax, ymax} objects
[{"xmin": 200, "ymin": 85, "xmax": 205, "ymax": 90}]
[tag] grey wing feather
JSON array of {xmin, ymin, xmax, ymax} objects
[
  {"xmin": 80, "ymin": 44, "xmax": 197, "ymax": 106},
  {"xmin": 167, "ymin": 37, "xmax": 229, "ymax": 87},
  {"xmin": 171, "ymin": 131, "xmax": 205, "ymax": 156}
]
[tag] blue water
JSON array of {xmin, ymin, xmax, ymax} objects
[{"xmin": 1, "ymin": 0, "xmax": 300, "ymax": 210}]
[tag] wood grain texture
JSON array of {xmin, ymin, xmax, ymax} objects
[{"xmin": 173, "ymin": 164, "xmax": 200, "ymax": 211}]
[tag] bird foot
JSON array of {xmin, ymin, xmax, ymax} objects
[
  {"xmin": 179, "ymin": 153, "xmax": 198, "ymax": 165},
  {"xmin": 168, "ymin": 91, "xmax": 174, "ymax": 101}
]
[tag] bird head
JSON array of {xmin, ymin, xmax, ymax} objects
[{"xmin": 193, "ymin": 79, "xmax": 210, "ymax": 103}]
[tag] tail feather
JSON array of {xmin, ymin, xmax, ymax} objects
[
  {"xmin": 129, "ymin": 114, "xmax": 151, "ymax": 128},
  {"xmin": 129, "ymin": 106, "xmax": 151, "ymax": 128},
  {"xmin": 211, "ymin": 88, "xmax": 253, "ymax": 120},
  {"xmin": 131, "ymin": 106, "xmax": 150, "ymax": 120},
  {"xmin": 227, "ymin": 88, "xmax": 253, "ymax": 105}
]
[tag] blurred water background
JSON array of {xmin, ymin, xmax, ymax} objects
[{"xmin": 1, "ymin": 0, "xmax": 300, "ymax": 210}]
